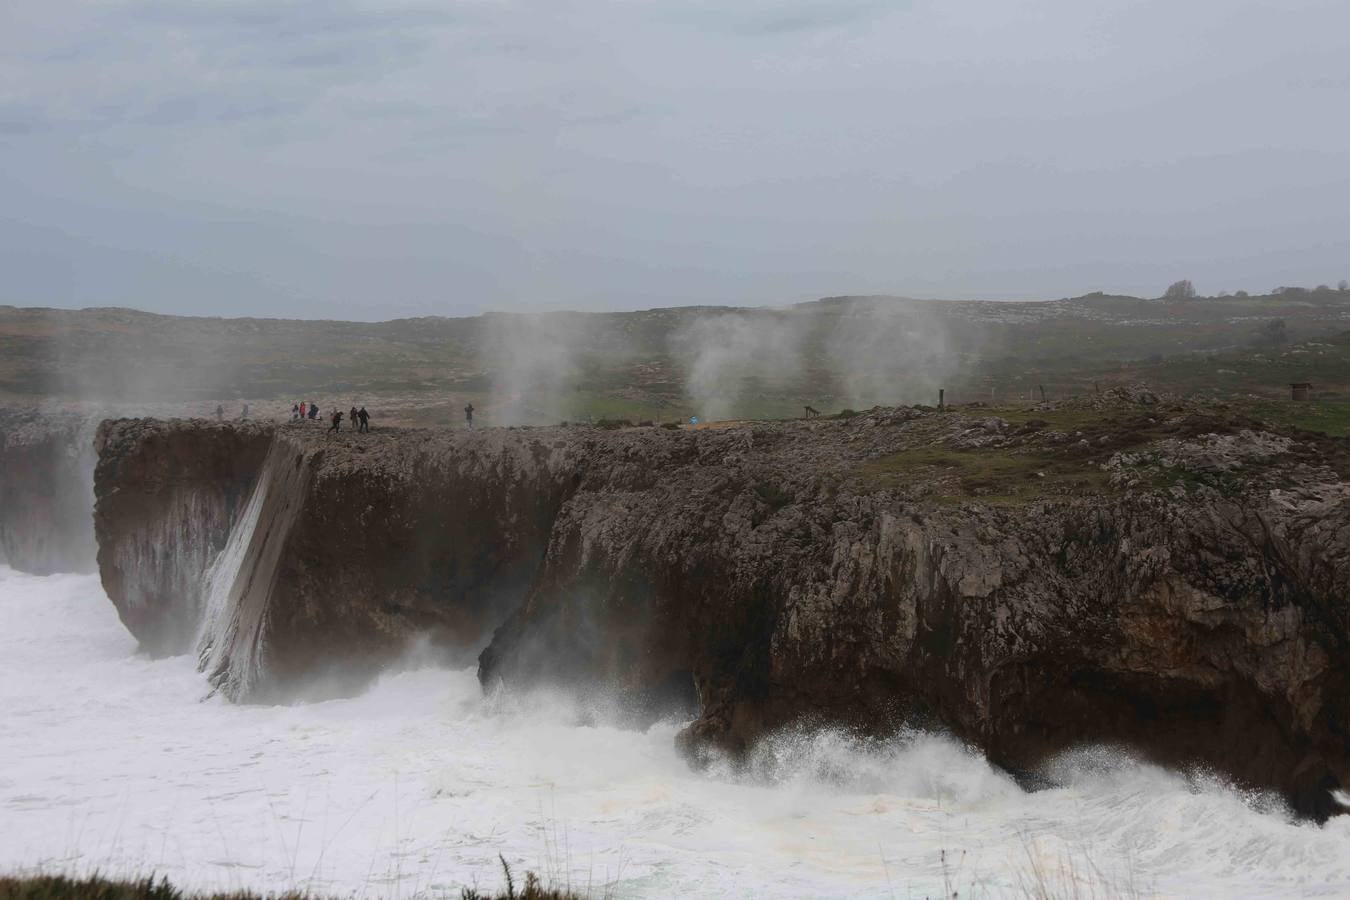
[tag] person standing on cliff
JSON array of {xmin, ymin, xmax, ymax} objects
[
  {"xmin": 299, "ymin": 401, "xmax": 307, "ymax": 420},
  {"xmin": 215, "ymin": 404, "xmax": 223, "ymax": 420},
  {"xmin": 328, "ymin": 409, "xmax": 343, "ymax": 434},
  {"xmin": 292, "ymin": 403, "xmax": 300, "ymax": 421},
  {"xmin": 350, "ymin": 405, "xmax": 359, "ymax": 432},
  {"xmin": 465, "ymin": 403, "xmax": 474, "ymax": 429},
  {"xmin": 309, "ymin": 402, "xmax": 319, "ymax": 421},
  {"xmin": 358, "ymin": 406, "xmax": 370, "ymax": 433}
]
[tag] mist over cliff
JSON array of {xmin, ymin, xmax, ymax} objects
[
  {"xmin": 6, "ymin": 288, "xmax": 1345, "ymax": 429},
  {"xmin": 671, "ymin": 298, "xmax": 963, "ymax": 419},
  {"xmin": 0, "ymin": 408, "xmax": 98, "ymax": 575}
]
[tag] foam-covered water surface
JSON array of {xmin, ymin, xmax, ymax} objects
[{"xmin": 2, "ymin": 567, "xmax": 1347, "ymax": 897}]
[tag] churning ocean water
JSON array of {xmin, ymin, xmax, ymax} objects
[{"xmin": 1, "ymin": 566, "xmax": 1347, "ymax": 898}]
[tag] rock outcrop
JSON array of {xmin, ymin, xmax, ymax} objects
[
  {"xmin": 94, "ymin": 418, "xmax": 275, "ymax": 656},
  {"xmin": 95, "ymin": 418, "xmax": 590, "ymax": 696},
  {"xmin": 0, "ymin": 407, "xmax": 99, "ymax": 574},
  {"xmin": 92, "ymin": 401, "xmax": 1350, "ymax": 818}
]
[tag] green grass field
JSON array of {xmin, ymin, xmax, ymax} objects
[{"xmin": 4, "ymin": 291, "xmax": 1348, "ymax": 434}]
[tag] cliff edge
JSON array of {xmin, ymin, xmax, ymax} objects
[{"xmin": 92, "ymin": 397, "xmax": 1350, "ymax": 818}]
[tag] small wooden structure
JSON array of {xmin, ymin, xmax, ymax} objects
[{"xmin": 1291, "ymin": 382, "xmax": 1312, "ymax": 401}]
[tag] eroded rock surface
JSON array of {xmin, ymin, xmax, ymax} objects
[
  {"xmin": 481, "ymin": 401, "xmax": 1350, "ymax": 819},
  {"xmin": 95, "ymin": 418, "xmax": 590, "ymax": 695},
  {"xmin": 92, "ymin": 400, "xmax": 1350, "ymax": 817}
]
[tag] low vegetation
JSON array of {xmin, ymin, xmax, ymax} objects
[
  {"xmin": 3, "ymin": 293, "xmax": 1348, "ymax": 434},
  {"xmin": 861, "ymin": 445, "xmax": 1112, "ymax": 504},
  {"xmin": 0, "ymin": 868, "xmax": 579, "ymax": 900},
  {"xmin": 857, "ymin": 395, "xmax": 1350, "ymax": 504}
]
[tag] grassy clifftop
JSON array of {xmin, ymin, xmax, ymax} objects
[{"xmin": 3, "ymin": 290, "xmax": 1347, "ymax": 432}]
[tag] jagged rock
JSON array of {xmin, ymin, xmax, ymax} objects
[
  {"xmin": 94, "ymin": 418, "xmax": 591, "ymax": 693},
  {"xmin": 91, "ymin": 402, "xmax": 1350, "ymax": 819},
  {"xmin": 94, "ymin": 418, "xmax": 274, "ymax": 655}
]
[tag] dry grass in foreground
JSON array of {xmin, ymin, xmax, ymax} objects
[{"xmin": 0, "ymin": 862, "xmax": 579, "ymax": 900}]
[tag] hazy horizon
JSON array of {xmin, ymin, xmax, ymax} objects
[
  {"xmin": 4, "ymin": 0, "xmax": 1349, "ymax": 320},
  {"xmin": 7, "ymin": 283, "xmax": 1316, "ymax": 326}
]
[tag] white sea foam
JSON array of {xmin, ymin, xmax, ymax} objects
[{"xmin": 2, "ymin": 566, "xmax": 1347, "ymax": 898}]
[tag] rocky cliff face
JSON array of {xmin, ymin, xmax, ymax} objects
[
  {"xmin": 95, "ymin": 418, "xmax": 590, "ymax": 696},
  {"xmin": 0, "ymin": 407, "xmax": 99, "ymax": 575},
  {"xmin": 92, "ymin": 399, "xmax": 1350, "ymax": 818},
  {"xmin": 94, "ymin": 418, "xmax": 275, "ymax": 655},
  {"xmin": 479, "ymin": 401, "xmax": 1350, "ymax": 820}
]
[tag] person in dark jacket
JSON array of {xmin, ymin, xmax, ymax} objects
[
  {"xmin": 465, "ymin": 403, "xmax": 474, "ymax": 429},
  {"xmin": 357, "ymin": 406, "xmax": 370, "ymax": 433},
  {"xmin": 309, "ymin": 403, "xmax": 319, "ymax": 421},
  {"xmin": 328, "ymin": 409, "xmax": 343, "ymax": 434}
]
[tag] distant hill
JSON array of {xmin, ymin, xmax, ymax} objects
[{"xmin": 2, "ymin": 289, "xmax": 1348, "ymax": 432}]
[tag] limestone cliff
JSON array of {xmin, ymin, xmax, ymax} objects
[
  {"xmin": 92, "ymin": 399, "xmax": 1350, "ymax": 818},
  {"xmin": 94, "ymin": 418, "xmax": 274, "ymax": 655},
  {"xmin": 94, "ymin": 418, "xmax": 589, "ymax": 695},
  {"xmin": 481, "ymin": 402, "xmax": 1350, "ymax": 820}
]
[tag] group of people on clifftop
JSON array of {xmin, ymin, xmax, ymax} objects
[
  {"xmin": 208, "ymin": 400, "xmax": 485, "ymax": 430},
  {"xmin": 292, "ymin": 401, "xmax": 321, "ymax": 422},
  {"xmin": 290, "ymin": 401, "xmax": 370, "ymax": 434}
]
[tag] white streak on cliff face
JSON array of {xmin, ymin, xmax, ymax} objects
[
  {"xmin": 196, "ymin": 440, "xmax": 310, "ymax": 699},
  {"xmin": 196, "ymin": 459, "xmax": 272, "ymax": 695}
]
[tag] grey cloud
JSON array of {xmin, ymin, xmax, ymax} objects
[
  {"xmin": 729, "ymin": 2, "xmax": 899, "ymax": 35},
  {"xmin": 657, "ymin": 0, "xmax": 899, "ymax": 36},
  {"xmin": 1, "ymin": 0, "xmax": 1348, "ymax": 317},
  {"xmin": 138, "ymin": 97, "xmax": 200, "ymax": 126},
  {"xmin": 123, "ymin": 0, "xmax": 468, "ymax": 36},
  {"xmin": 0, "ymin": 106, "xmax": 45, "ymax": 135}
]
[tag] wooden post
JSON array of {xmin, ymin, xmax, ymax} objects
[
  {"xmin": 938, "ymin": 388, "xmax": 945, "ymax": 410},
  {"xmin": 1038, "ymin": 384, "xmax": 1047, "ymax": 402}
]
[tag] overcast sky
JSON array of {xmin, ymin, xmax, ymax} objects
[{"xmin": 2, "ymin": 0, "xmax": 1349, "ymax": 320}]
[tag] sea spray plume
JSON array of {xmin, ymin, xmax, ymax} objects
[
  {"xmin": 732, "ymin": 722, "xmax": 1020, "ymax": 803},
  {"xmin": 822, "ymin": 297, "xmax": 959, "ymax": 409},
  {"xmin": 482, "ymin": 311, "xmax": 593, "ymax": 424},
  {"xmin": 671, "ymin": 308, "xmax": 811, "ymax": 421},
  {"xmin": 38, "ymin": 306, "xmax": 253, "ymax": 403},
  {"xmin": 478, "ymin": 578, "xmax": 699, "ymax": 729},
  {"xmin": 0, "ymin": 406, "xmax": 99, "ymax": 574},
  {"xmin": 669, "ymin": 298, "xmax": 960, "ymax": 419}
]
